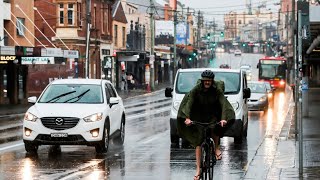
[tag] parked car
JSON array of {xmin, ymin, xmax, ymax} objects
[
  {"xmin": 215, "ymin": 47, "xmax": 225, "ymax": 53},
  {"xmin": 219, "ymin": 64, "xmax": 231, "ymax": 69},
  {"xmin": 234, "ymin": 49, "xmax": 242, "ymax": 56},
  {"xmin": 165, "ymin": 68, "xmax": 251, "ymax": 144},
  {"xmin": 247, "ymin": 81, "xmax": 269, "ymax": 112},
  {"xmin": 23, "ymin": 79, "xmax": 126, "ymax": 154}
]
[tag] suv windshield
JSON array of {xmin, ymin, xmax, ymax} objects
[
  {"xmin": 38, "ymin": 84, "xmax": 103, "ymax": 104},
  {"xmin": 176, "ymin": 71, "xmax": 240, "ymax": 94}
]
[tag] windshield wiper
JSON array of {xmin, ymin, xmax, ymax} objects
[
  {"xmin": 45, "ymin": 90, "xmax": 76, "ymax": 103},
  {"xmin": 63, "ymin": 89, "xmax": 90, "ymax": 103}
]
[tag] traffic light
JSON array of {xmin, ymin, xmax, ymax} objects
[
  {"xmin": 188, "ymin": 57, "xmax": 192, "ymax": 61},
  {"xmin": 207, "ymin": 33, "xmax": 210, "ymax": 40},
  {"xmin": 213, "ymin": 42, "xmax": 216, "ymax": 47},
  {"xmin": 192, "ymin": 49, "xmax": 197, "ymax": 57},
  {"xmin": 220, "ymin": 31, "xmax": 224, "ymax": 37},
  {"xmin": 242, "ymin": 43, "xmax": 246, "ymax": 47}
]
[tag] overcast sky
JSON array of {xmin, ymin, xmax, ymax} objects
[{"xmin": 176, "ymin": 0, "xmax": 280, "ymax": 25}]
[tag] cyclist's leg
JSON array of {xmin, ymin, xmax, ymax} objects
[
  {"xmin": 194, "ymin": 146, "xmax": 201, "ymax": 179},
  {"xmin": 211, "ymin": 128, "xmax": 223, "ymax": 160}
]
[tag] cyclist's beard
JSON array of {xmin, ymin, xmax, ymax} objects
[{"xmin": 201, "ymin": 81, "xmax": 214, "ymax": 91}]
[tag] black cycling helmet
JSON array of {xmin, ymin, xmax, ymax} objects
[{"xmin": 201, "ymin": 70, "xmax": 215, "ymax": 80}]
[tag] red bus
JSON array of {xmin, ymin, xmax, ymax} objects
[{"xmin": 257, "ymin": 56, "xmax": 287, "ymax": 90}]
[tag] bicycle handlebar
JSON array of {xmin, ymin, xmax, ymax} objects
[{"xmin": 191, "ymin": 121, "xmax": 221, "ymax": 128}]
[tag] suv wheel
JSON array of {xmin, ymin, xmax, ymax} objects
[
  {"xmin": 25, "ymin": 141, "xmax": 39, "ymax": 153},
  {"xmin": 114, "ymin": 117, "xmax": 125, "ymax": 145},
  {"xmin": 95, "ymin": 122, "xmax": 110, "ymax": 153}
]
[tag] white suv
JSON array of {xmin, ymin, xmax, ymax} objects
[
  {"xmin": 23, "ymin": 79, "xmax": 126, "ymax": 154},
  {"xmin": 165, "ymin": 68, "xmax": 251, "ymax": 144}
]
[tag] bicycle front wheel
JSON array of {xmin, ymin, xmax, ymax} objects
[
  {"xmin": 200, "ymin": 143, "xmax": 215, "ymax": 180},
  {"xmin": 208, "ymin": 140, "xmax": 216, "ymax": 180}
]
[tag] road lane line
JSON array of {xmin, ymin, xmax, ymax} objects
[{"xmin": 0, "ymin": 142, "xmax": 23, "ymax": 152}]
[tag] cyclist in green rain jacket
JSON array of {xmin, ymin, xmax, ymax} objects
[{"xmin": 177, "ymin": 70, "xmax": 235, "ymax": 180}]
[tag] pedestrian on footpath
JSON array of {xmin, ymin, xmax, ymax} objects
[{"xmin": 121, "ymin": 70, "xmax": 127, "ymax": 91}]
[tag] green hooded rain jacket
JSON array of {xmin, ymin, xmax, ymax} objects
[{"xmin": 177, "ymin": 80, "xmax": 235, "ymax": 147}]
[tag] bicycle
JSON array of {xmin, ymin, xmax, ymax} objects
[{"xmin": 191, "ymin": 121, "xmax": 221, "ymax": 180}]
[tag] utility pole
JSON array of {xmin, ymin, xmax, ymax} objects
[
  {"xmin": 173, "ymin": 10, "xmax": 177, "ymax": 81},
  {"xmin": 286, "ymin": 5, "xmax": 289, "ymax": 58},
  {"xmin": 85, "ymin": 0, "xmax": 91, "ymax": 78},
  {"xmin": 297, "ymin": 10, "xmax": 303, "ymax": 176},
  {"xmin": 185, "ymin": 7, "xmax": 189, "ymax": 46},
  {"xmin": 197, "ymin": 10, "xmax": 201, "ymax": 48},
  {"xmin": 149, "ymin": 0, "xmax": 155, "ymax": 91}
]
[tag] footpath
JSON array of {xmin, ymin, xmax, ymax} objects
[{"xmin": 266, "ymin": 87, "xmax": 320, "ymax": 179}]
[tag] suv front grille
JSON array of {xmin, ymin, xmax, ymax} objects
[{"xmin": 40, "ymin": 117, "xmax": 80, "ymax": 130}]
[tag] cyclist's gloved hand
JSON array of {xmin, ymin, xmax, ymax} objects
[
  {"xmin": 220, "ymin": 120, "xmax": 227, "ymax": 127},
  {"xmin": 184, "ymin": 118, "xmax": 192, "ymax": 126}
]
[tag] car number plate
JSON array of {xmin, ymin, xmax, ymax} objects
[{"xmin": 51, "ymin": 133, "xmax": 68, "ymax": 137}]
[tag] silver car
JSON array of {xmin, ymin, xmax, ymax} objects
[{"xmin": 247, "ymin": 81, "xmax": 269, "ymax": 112}]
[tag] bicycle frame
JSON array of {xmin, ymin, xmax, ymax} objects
[{"xmin": 192, "ymin": 121, "xmax": 219, "ymax": 180}]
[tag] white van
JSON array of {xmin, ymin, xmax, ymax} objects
[{"xmin": 165, "ymin": 68, "xmax": 251, "ymax": 144}]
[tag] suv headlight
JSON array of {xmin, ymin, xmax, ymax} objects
[
  {"xmin": 259, "ymin": 96, "xmax": 267, "ymax": 102},
  {"xmin": 84, "ymin": 113, "xmax": 103, "ymax": 122},
  {"xmin": 173, "ymin": 101, "xmax": 181, "ymax": 111},
  {"xmin": 24, "ymin": 112, "xmax": 39, "ymax": 122},
  {"xmin": 231, "ymin": 102, "xmax": 239, "ymax": 110}
]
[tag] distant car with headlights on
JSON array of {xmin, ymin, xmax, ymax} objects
[
  {"xmin": 247, "ymin": 81, "xmax": 269, "ymax": 112},
  {"xmin": 23, "ymin": 79, "xmax": 126, "ymax": 154},
  {"xmin": 234, "ymin": 49, "xmax": 242, "ymax": 56}
]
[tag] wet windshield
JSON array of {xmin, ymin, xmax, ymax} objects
[
  {"xmin": 38, "ymin": 84, "xmax": 103, "ymax": 104},
  {"xmin": 259, "ymin": 60, "xmax": 286, "ymax": 79},
  {"xmin": 176, "ymin": 71, "xmax": 240, "ymax": 94},
  {"xmin": 248, "ymin": 83, "xmax": 266, "ymax": 93}
]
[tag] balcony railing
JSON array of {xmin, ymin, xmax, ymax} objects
[{"xmin": 101, "ymin": 34, "xmax": 112, "ymax": 41}]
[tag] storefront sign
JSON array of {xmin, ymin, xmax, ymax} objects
[
  {"xmin": 0, "ymin": 55, "xmax": 17, "ymax": 64},
  {"xmin": 63, "ymin": 50, "xmax": 79, "ymax": 58},
  {"xmin": 41, "ymin": 48, "xmax": 63, "ymax": 57},
  {"xmin": 119, "ymin": 56, "xmax": 138, "ymax": 62},
  {"xmin": 0, "ymin": 46, "xmax": 15, "ymax": 55},
  {"xmin": 21, "ymin": 57, "xmax": 55, "ymax": 64},
  {"xmin": 0, "ymin": 55, "xmax": 16, "ymax": 61}
]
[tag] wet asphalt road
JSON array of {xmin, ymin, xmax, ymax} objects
[{"xmin": 0, "ymin": 53, "xmax": 292, "ymax": 179}]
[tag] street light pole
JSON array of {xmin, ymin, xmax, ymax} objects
[
  {"xmin": 149, "ymin": 0, "xmax": 155, "ymax": 91},
  {"xmin": 297, "ymin": 10, "xmax": 303, "ymax": 176},
  {"xmin": 85, "ymin": 0, "xmax": 91, "ymax": 78},
  {"xmin": 173, "ymin": 10, "xmax": 177, "ymax": 81}
]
